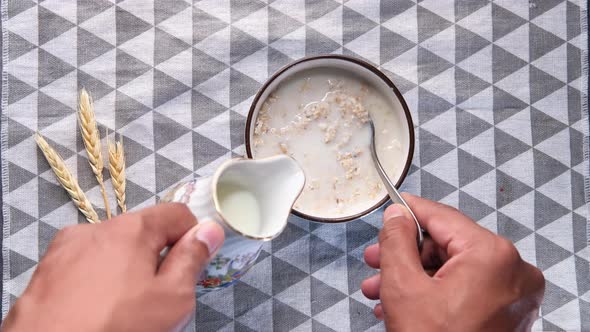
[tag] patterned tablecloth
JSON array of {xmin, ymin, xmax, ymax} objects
[{"xmin": 1, "ymin": 0, "xmax": 589, "ymax": 331}]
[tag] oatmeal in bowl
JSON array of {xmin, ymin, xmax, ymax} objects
[{"xmin": 245, "ymin": 55, "xmax": 414, "ymax": 222}]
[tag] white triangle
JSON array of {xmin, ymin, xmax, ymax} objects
[
  {"xmin": 195, "ymin": 26, "xmax": 231, "ymax": 66},
  {"xmin": 92, "ymin": 90, "xmax": 116, "ymax": 130},
  {"xmin": 311, "ymin": 223, "xmax": 347, "ymax": 252},
  {"xmin": 421, "ymin": 25, "xmax": 455, "ymax": 64},
  {"xmin": 233, "ymin": 144, "xmax": 246, "ymax": 156},
  {"xmin": 419, "ymin": 0, "xmax": 454, "ymax": 22},
  {"xmin": 232, "ymin": 47, "xmax": 269, "ymax": 84},
  {"xmin": 39, "ymin": 71, "xmax": 77, "ymax": 112},
  {"xmin": 537, "ymin": 212, "xmax": 574, "ymax": 253},
  {"xmin": 235, "ymin": 299, "xmax": 272, "ymax": 331},
  {"xmin": 195, "ymin": 68, "xmax": 230, "ymax": 108},
  {"xmin": 568, "ymin": 33, "xmax": 584, "ymax": 50},
  {"xmin": 154, "ymin": 90, "xmax": 192, "ymax": 127},
  {"xmin": 497, "ymin": 148, "xmax": 534, "ymax": 188},
  {"xmin": 198, "ymin": 285, "xmax": 235, "ymax": 316},
  {"xmin": 118, "ymin": 27, "xmax": 155, "ymax": 66},
  {"xmin": 270, "ymin": 0, "xmax": 305, "ymax": 23},
  {"xmin": 345, "ymin": 26, "xmax": 380, "ymax": 65},
  {"xmin": 195, "ymin": 110, "xmax": 231, "ymax": 149},
  {"xmin": 531, "ymin": 318, "xmax": 543, "ymax": 331},
  {"xmin": 40, "ymin": 0, "xmax": 76, "ymax": 23},
  {"xmin": 39, "ymin": 113, "xmax": 78, "ymax": 154},
  {"xmin": 494, "ymin": 65, "xmax": 530, "ymax": 104},
  {"xmin": 157, "ymin": 7, "xmax": 192, "ymax": 45},
  {"xmin": 270, "ymin": 26, "xmax": 305, "ymax": 60},
  {"xmin": 459, "ymin": 91, "xmax": 495, "ymax": 126},
  {"xmin": 495, "ymin": 107, "xmax": 533, "ymax": 145},
  {"xmin": 499, "ymin": 191, "xmax": 535, "ymax": 231},
  {"xmin": 420, "ymin": 108, "xmax": 457, "ymax": 146},
  {"xmin": 514, "ymin": 233, "xmax": 536, "ymax": 266},
  {"xmin": 79, "ymin": 6, "xmax": 116, "ymax": 46},
  {"xmin": 275, "ymin": 277, "xmax": 311, "ymax": 316},
  {"xmin": 577, "ymin": 246, "xmax": 590, "ymax": 263},
  {"xmin": 40, "ymin": 203, "xmax": 79, "ymax": 230},
  {"xmin": 232, "ymin": 95, "xmax": 255, "ymax": 117},
  {"xmin": 460, "ymin": 169, "xmax": 496, "ymax": 208},
  {"xmin": 233, "ymin": 8, "xmax": 268, "ymax": 44},
  {"xmin": 7, "ymin": 177, "xmax": 39, "ymax": 219},
  {"xmin": 457, "ymin": 44, "xmax": 493, "ymax": 83},
  {"xmin": 8, "ymin": 222, "xmax": 39, "ymax": 262},
  {"xmin": 532, "ymin": 45, "xmax": 567, "ymax": 83},
  {"xmin": 7, "ymin": 6, "xmax": 38, "ymax": 45},
  {"xmin": 382, "ymin": 5, "xmax": 417, "ymax": 44},
  {"xmin": 531, "ymin": 2, "xmax": 567, "ymax": 40},
  {"xmin": 495, "ymin": 24, "xmax": 529, "ymax": 62},
  {"xmin": 118, "ymin": 0, "xmax": 154, "ymax": 25},
  {"xmin": 493, "ymin": 0, "xmax": 529, "ymax": 20},
  {"xmin": 121, "ymin": 112, "xmax": 154, "ymax": 151},
  {"xmin": 544, "ymin": 298, "xmax": 581, "ymax": 331},
  {"xmin": 535, "ymin": 128, "xmax": 570, "ymax": 168},
  {"xmin": 349, "ymin": 289, "xmax": 380, "ymax": 311},
  {"xmin": 157, "ymin": 132, "xmax": 194, "ymax": 171},
  {"xmin": 456, "ymin": 3, "xmax": 492, "ymax": 41},
  {"xmin": 236, "ymin": 254, "xmax": 272, "ymax": 295},
  {"xmin": 345, "ymin": 0, "xmax": 379, "ymax": 24},
  {"xmin": 118, "ymin": 69, "xmax": 154, "ymax": 109},
  {"xmin": 195, "ymin": 151, "xmax": 232, "ymax": 177},
  {"xmin": 477, "ymin": 210, "xmax": 497, "ymax": 233},
  {"xmin": 422, "ymin": 149, "xmax": 459, "ymax": 187},
  {"xmin": 382, "ymin": 46, "xmax": 417, "ymax": 84},
  {"xmin": 40, "ymin": 27, "xmax": 77, "ymax": 66},
  {"xmin": 275, "ymin": 235, "xmax": 310, "ymax": 273},
  {"xmin": 532, "ymin": 86, "xmax": 568, "ymax": 125},
  {"xmin": 438, "ymin": 182, "xmax": 459, "ymax": 208},
  {"xmin": 313, "ymin": 297, "xmax": 351, "ymax": 331},
  {"xmin": 155, "ymin": 49, "xmax": 192, "ymax": 87},
  {"xmin": 7, "ymin": 91, "xmax": 38, "ymax": 132},
  {"xmin": 8, "ymin": 266, "xmax": 36, "ymax": 297},
  {"xmin": 126, "ymin": 153, "xmax": 156, "ymax": 193},
  {"xmin": 79, "ymin": 49, "xmax": 116, "ymax": 88},
  {"xmin": 195, "ymin": 0, "xmax": 230, "ymax": 24},
  {"xmin": 7, "ymin": 48, "xmax": 38, "ymax": 88},
  {"xmin": 308, "ymin": 6, "xmax": 342, "ymax": 45},
  {"xmin": 311, "ymin": 255, "xmax": 349, "ymax": 294},
  {"xmin": 420, "ymin": 66, "xmax": 455, "ymax": 104}
]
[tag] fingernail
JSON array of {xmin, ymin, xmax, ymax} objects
[
  {"xmin": 384, "ymin": 204, "xmax": 405, "ymax": 220},
  {"xmin": 194, "ymin": 222, "xmax": 224, "ymax": 255}
]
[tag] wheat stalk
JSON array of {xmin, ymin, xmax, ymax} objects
[
  {"xmin": 78, "ymin": 89, "xmax": 111, "ymax": 219},
  {"xmin": 108, "ymin": 136, "xmax": 127, "ymax": 213},
  {"xmin": 35, "ymin": 134, "xmax": 100, "ymax": 224}
]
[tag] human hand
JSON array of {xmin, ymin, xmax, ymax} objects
[
  {"xmin": 361, "ymin": 194, "xmax": 544, "ymax": 332},
  {"xmin": 2, "ymin": 203, "xmax": 224, "ymax": 332}
]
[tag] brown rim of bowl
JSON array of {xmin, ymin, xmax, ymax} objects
[{"xmin": 244, "ymin": 54, "xmax": 415, "ymax": 223}]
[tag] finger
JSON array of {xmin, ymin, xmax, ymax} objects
[
  {"xmin": 158, "ymin": 222, "xmax": 225, "ymax": 285},
  {"xmin": 374, "ymin": 304, "xmax": 384, "ymax": 321},
  {"xmin": 364, "ymin": 244, "xmax": 380, "ymax": 269},
  {"xmin": 131, "ymin": 203, "xmax": 198, "ymax": 252},
  {"xmin": 402, "ymin": 193, "xmax": 492, "ymax": 257},
  {"xmin": 379, "ymin": 204, "xmax": 427, "ymax": 284},
  {"xmin": 361, "ymin": 274, "xmax": 380, "ymax": 300}
]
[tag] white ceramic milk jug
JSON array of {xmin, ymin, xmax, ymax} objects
[{"xmin": 161, "ymin": 155, "xmax": 305, "ymax": 292}]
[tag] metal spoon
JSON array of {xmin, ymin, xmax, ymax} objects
[{"xmin": 367, "ymin": 117, "xmax": 424, "ymax": 248}]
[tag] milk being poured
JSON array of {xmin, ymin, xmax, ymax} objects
[{"xmin": 217, "ymin": 183, "xmax": 262, "ymax": 235}]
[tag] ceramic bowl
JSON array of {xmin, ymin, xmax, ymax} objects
[{"xmin": 244, "ymin": 55, "xmax": 415, "ymax": 223}]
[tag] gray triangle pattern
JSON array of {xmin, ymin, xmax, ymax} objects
[{"xmin": 1, "ymin": 1, "xmax": 588, "ymax": 330}]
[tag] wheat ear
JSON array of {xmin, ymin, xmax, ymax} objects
[
  {"xmin": 35, "ymin": 134, "xmax": 100, "ymax": 224},
  {"xmin": 78, "ymin": 89, "xmax": 111, "ymax": 219},
  {"xmin": 108, "ymin": 136, "xmax": 127, "ymax": 213}
]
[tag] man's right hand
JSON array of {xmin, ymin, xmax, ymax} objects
[{"xmin": 361, "ymin": 194, "xmax": 545, "ymax": 332}]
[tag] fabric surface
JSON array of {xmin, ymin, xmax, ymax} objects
[{"xmin": 1, "ymin": 0, "xmax": 589, "ymax": 331}]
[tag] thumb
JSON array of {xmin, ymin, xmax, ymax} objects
[
  {"xmin": 379, "ymin": 205, "xmax": 426, "ymax": 283},
  {"xmin": 158, "ymin": 222, "xmax": 225, "ymax": 285}
]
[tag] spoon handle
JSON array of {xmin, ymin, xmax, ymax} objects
[{"xmin": 368, "ymin": 120, "xmax": 424, "ymax": 248}]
